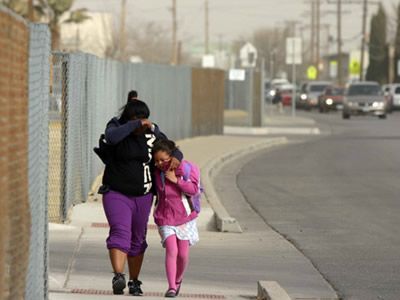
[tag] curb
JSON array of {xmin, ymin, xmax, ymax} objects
[
  {"xmin": 257, "ymin": 280, "xmax": 339, "ymax": 300},
  {"xmin": 224, "ymin": 126, "xmax": 320, "ymax": 136},
  {"xmin": 257, "ymin": 281, "xmax": 291, "ymax": 300},
  {"xmin": 202, "ymin": 137, "xmax": 288, "ymax": 233}
]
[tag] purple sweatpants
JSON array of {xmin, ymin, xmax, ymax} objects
[{"xmin": 102, "ymin": 190, "xmax": 153, "ymax": 257}]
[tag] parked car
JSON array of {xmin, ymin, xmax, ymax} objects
[
  {"xmin": 387, "ymin": 83, "xmax": 400, "ymax": 111},
  {"xmin": 297, "ymin": 81, "xmax": 331, "ymax": 110},
  {"xmin": 318, "ymin": 86, "xmax": 344, "ymax": 113},
  {"xmin": 279, "ymin": 84, "xmax": 296, "ymax": 106},
  {"xmin": 342, "ymin": 81, "xmax": 387, "ymax": 119},
  {"xmin": 266, "ymin": 78, "xmax": 290, "ymax": 102}
]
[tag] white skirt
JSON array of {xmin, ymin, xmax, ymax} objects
[{"xmin": 158, "ymin": 219, "xmax": 199, "ymax": 247}]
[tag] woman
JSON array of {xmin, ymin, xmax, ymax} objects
[{"xmin": 99, "ymin": 100, "xmax": 182, "ymax": 295}]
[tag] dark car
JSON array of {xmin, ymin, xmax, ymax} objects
[
  {"xmin": 318, "ymin": 86, "xmax": 344, "ymax": 113},
  {"xmin": 297, "ymin": 81, "xmax": 331, "ymax": 110},
  {"xmin": 342, "ymin": 82, "xmax": 387, "ymax": 119}
]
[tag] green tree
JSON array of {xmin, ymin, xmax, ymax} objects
[
  {"xmin": 0, "ymin": 0, "xmax": 89, "ymax": 50},
  {"xmin": 366, "ymin": 3, "xmax": 388, "ymax": 84}
]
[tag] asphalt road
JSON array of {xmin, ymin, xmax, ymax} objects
[{"xmin": 237, "ymin": 111, "xmax": 400, "ymax": 300}]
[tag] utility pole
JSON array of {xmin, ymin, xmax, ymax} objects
[
  {"xmin": 360, "ymin": 0, "xmax": 367, "ymax": 80},
  {"xmin": 316, "ymin": 0, "xmax": 321, "ymax": 78},
  {"xmin": 119, "ymin": 0, "xmax": 127, "ymax": 60},
  {"xmin": 171, "ymin": 0, "xmax": 178, "ymax": 64},
  {"xmin": 327, "ymin": 0, "xmax": 379, "ymax": 84},
  {"xmin": 337, "ymin": 0, "xmax": 343, "ymax": 85},
  {"xmin": 311, "ymin": 0, "xmax": 315, "ymax": 64},
  {"xmin": 204, "ymin": 0, "xmax": 210, "ymax": 54},
  {"xmin": 28, "ymin": 0, "xmax": 34, "ymax": 21},
  {"xmin": 326, "ymin": 24, "xmax": 333, "ymax": 56}
]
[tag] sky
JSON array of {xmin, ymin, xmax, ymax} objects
[{"xmin": 73, "ymin": 0, "xmax": 399, "ymax": 54}]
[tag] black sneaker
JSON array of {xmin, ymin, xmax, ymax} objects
[
  {"xmin": 128, "ymin": 279, "xmax": 143, "ymax": 296},
  {"xmin": 112, "ymin": 273, "xmax": 126, "ymax": 295}
]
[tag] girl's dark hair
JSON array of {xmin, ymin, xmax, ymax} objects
[
  {"xmin": 127, "ymin": 90, "xmax": 138, "ymax": 102},
  {"xmin": 119, "ymin": 100, "xmax": 150, "ymax": 123},
  {"xmin": 153, "ymin": 139, "xmax": 178, "ymax": 156}
]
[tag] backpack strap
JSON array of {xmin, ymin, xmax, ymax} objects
[
  {"xmin": 183, "ymin": 162, "xmax": 191, "ymax": 181},
  {"xmin": 160, "ymin": 171, "xmax": 166, "ymax": 190}
]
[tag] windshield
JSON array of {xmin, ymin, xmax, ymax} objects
[
  {"xmin": 325, "ymin": 87, "xmax": 344, "ymax": 96},
  {"xmin": 310, "ymin": 84, "xmax": 329, "ymax": 92},
  {"xmin": 347, "ymin": 85, "xmax": 381, "ymax": 96}
]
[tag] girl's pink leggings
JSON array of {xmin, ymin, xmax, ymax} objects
[{"xmin": 164, "ymin": 235, "xmax": 190, "ymax": 290}]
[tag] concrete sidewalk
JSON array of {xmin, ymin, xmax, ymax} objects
[
  {"xmin": 224, "ymin": 107, "xmax": 320, "ymax": 136},
  {"xmin": 49, "ymin": 135, "xmax": 337, "ymax": 300}
]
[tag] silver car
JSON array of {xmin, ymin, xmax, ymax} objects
[{"xmin": 342, "ymin": 82, "xmax": 387, "ymax": 119}]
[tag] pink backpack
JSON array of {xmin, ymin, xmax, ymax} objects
[
  {"xmin": 182, "ymin": 162, "xmax": 203, "ymax": 213},
  {"xmin": 160, "ymin": 161, "xmax": 203, "ymax": 213}
]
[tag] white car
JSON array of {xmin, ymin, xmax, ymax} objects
[{"xmin": 388, "ymin": 84, "xmax": 400, "ymax": 110}]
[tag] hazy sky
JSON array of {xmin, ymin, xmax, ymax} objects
[{"xmin": 74, "ymin": 0, "xmax": 399, "ymax": 53}]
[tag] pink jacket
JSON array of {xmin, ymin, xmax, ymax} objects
[{"xmin": 153, "ymin": 160, "xmax": 199, "ymax": 226}]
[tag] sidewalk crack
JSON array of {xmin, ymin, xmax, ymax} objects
[{"xmin": 63, "ymin": 227, "xmax": 84, "ymax": 289}]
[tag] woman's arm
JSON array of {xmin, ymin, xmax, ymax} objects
[
  {"xmin": 152, "ymin": 123, "xmax": 183, "ymax": 162},
  {"xmin": 105, "ymin": 118, "xmax": 142, "ymax": 145}
]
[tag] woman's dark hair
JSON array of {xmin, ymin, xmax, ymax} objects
[
  {"xmin": 119, "ymin": 100, "xmax": 150, "ymax": 123},
  {"xmin": 127, "ymin": 90, "xmax": 138, "ymax": 103},
  {"xmin": 153, "ymin": 140, "xmax": 178, "ymax": 156}
]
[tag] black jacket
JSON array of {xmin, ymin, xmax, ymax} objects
[
  {"xmin": 102, "ymin": 129, "xmax": 157, "ymax": 196},
  {"xmin": 96, "ymin": 117, "xmax": 183, "ymax": 196}
]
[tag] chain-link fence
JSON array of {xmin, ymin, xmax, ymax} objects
[
  {"xmin": 26, "ymin": 23, "xmax": 51, "ymax": 300},
  {"xmin": 122, "ymin": 63, "xmax": 192, "ymax": 140},
  {"xmin": 48, "ymin": 53, "xmax": 194, "ymax": 222}
]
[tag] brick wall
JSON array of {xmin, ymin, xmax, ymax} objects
[{"xmin": 0, "ymin": 8, "xmax": 31, "ymax": 300}]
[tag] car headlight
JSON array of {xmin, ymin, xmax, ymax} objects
[
  {"xmin": 300, "ymin": 94, "xmax": 307, "ymax": 100},
  {"xmin": 372, "ymin": 101, "xmax": 384, "ymax": 108},
  {"xmin": 326, "ymin": 98, "xmax": 333, "ymax": 105},
  {"xmin": 269, "ymin": 90, "xmax": 276, "ymax": 97}
]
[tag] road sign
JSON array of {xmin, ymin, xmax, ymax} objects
[
  {"xmin": 229, "ymin": 69, "xmax": 246, "ymax": 81},
  {"xmin": 349, "ymin": 60, "xmax": 360, "ymax": 75},
  {"xmin": 307, "ymin": 65, "xmax": 318, "ymax": 80},
  {"xmin": 202, "ymin": 55, "xmax": 215, "ymax": 68},
  {"xmin": 240, "ymin": 42, "xmax": 257, "ymax": 68},
  {"xmin": 286, "ymin": 38, "xmax": 302, "ymax": 65}
]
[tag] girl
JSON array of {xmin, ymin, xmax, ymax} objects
[{"xmin": 152, "ymin": 140, "xmax": 200, "ymax": 298}]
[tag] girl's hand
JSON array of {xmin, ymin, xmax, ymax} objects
[
  {"xmin": 165, "ymin": 169, "xmax": 178, "ymax": 184},
  {"xmin": 168, "ymin": 157, "xmax": 180, "ymax": 171}
]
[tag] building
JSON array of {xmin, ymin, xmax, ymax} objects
[{"xmin": 60, "ymin": 12, "xmax": 113, "ymax": 58}]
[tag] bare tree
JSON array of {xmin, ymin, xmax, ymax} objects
[{"xmin": 106, "ymin": 21, "xmax": 190, "ymax": 65}]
